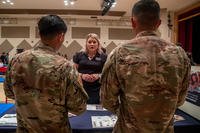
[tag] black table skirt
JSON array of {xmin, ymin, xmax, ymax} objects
[{"xmin": 0, "ymin": 106, "xmax": 200, "ymax": 133}]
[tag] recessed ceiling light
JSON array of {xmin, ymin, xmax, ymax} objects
[
  {"xmin": 1, "ymin": 0, "xmax": 14, "ymax": 5},
  {"xmin": 70, "ymin": 1, "xmax": 74, "ymax": 5},
  {"xmin": 64, "ymin": 0, "xmax": 77, "ymax": 6},
  {"xmin": 112, "ymin": 2, "xmax": 117, "ymax": 7}
]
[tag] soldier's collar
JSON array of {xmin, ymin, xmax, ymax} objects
[
  {"xmin": 136, "ymin": 31, "xmax": 158, "ymax": 38},
  {"xmin": 37, "ymin": 42, "xmax": 56, "ymax": 52}
]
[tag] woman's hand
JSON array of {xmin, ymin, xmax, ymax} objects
[
  {"xmin": 81, "ymin": 74, "xmax": 100, "ymax": 82},
  {"xmin": 91, "ymin": 74, "xmax": 100, "ymax": 81}
]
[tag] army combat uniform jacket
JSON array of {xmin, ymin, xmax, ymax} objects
[
  {"xmin": 100, "ymin": 31, "xmax": 191, "ymax": 133},
  {"xmin": 4, "ymin": 43, "xmax": 88, "ymax": 133}
]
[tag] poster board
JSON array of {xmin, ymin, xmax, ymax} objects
[
  {"xmin": 179, "ymin": 66, "xmax": 200, "ymax": 120},
  {"xmin": 186, "ymin": 66, "xmax": 200, "ymax": 106}
]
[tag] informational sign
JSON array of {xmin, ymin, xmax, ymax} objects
[{"xmin": 186, "ymin": 66, "xmax": 200, "ymax": 107}]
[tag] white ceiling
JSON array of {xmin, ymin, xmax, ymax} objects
[{"xmin": 0, "ymin": 0, "xmax": 199, "ymax": 17}]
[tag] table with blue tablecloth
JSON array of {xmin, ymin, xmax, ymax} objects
[
  {"xmin": 0, "ymin": 103, "xmax": 199, "ymax": 133},
  {"xmin": 0, "ymin": 77, "xmax": 5, "ymax": 83}
]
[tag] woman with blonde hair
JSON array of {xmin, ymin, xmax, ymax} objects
[{"xmin": 73, "ymin": 33, "xmax": 107, "ymax": 104}]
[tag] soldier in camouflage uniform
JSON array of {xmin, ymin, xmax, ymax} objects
[
  {"xmin": 100, "ymin": 0, "xmax": 191, "ymax": 133},
  {"xmin": 4, "ymin": 15, "xmax": 88, "ymax": 133}
]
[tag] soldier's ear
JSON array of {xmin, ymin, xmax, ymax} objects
[
  {"xmin": 131, "ymin": 17, "xmax": 137, "ymax": 29},
  {"xmin": 57, "ymin": 33, "xmax": 64, "ymax": 42},
  {"xmin": 155, "ymin": 19, "xmax": 161, "ymax": 29},
  {"xmin": 60, "ymin": 33, "xmax": 65, "ymax": 42}
]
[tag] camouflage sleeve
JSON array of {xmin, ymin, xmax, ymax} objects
[
  {"xmin": 65, "ymin": 65, "xmax": 88, "ymax": 115},
  {"xmin": 3, "ymin": 58, "xmax": 15, "ymax": 99},
  {"xmin": 100, "ymin": 48, "xmax": 120, "ymax": 114},
  {"xmin": 177, "ymin": 49, "xmax": 191, "ymax": 107}
]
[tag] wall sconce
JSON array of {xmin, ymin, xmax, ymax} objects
[
  {"xmin": 167, "ymin": 12, "xmax": 173, "ymax": 30},
  {"xmin": 167, "ymin": 11, "xmax": 173, "ymax": 37}
]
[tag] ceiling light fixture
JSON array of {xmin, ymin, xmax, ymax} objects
[
  {"xmin": 1, "ymin": 0, "xmax": 14, "ymax": 5},
  {"xmin": 111, "ymin": 2, "xmax": 117, "ymax": 7},
  {"xmin": 101, "ymin": 0, "xmax": 116, "ymax": 16},
  {"xmin": 64, "ymin": 0, "xmax": 77, "ymax": 6}
]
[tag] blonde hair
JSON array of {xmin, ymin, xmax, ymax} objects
[{"xmin": 85, "ymin": 33, "xmax": 103, "ymax": 54}]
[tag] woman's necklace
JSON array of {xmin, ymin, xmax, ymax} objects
[{"xmin": 88, "ymin": 54, "xmax": 95, "ymax": 60}]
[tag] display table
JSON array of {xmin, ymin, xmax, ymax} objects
[{"xmin": 0, "ymin": 104, "xmax": 199, "ymax": 133}]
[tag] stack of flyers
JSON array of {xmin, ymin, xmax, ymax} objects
[
  {"xmin": 91, "ymin": 115, "xmax": 117, "ymax": 128},
  {"xmin": 174, "ymin": 114, "xmax": 185, "ymax": 122},
  {"xmin": 0, "ymin": 114, "xmax": 17, "ymax": 126},
  {"xmin": 87, "ymin": 104, "xmax": 107, "ymax": 111}
]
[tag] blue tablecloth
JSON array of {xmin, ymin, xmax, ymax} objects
[
  {"xmin": 0, "ymin": 104, "xmax": 200, "ymax": 133},
  {"xmin": 0, "ymin": 77, "xmax": 4, "ymax": 83},
  {"xmin": 0, "ymin": 104, "xmax": 14, "ymax": 117},
  {"xmin": 70, "ymin": 110, "xmax": 113, "ymax": 131}
]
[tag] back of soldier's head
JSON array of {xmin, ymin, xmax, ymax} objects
[
  {"xmin": 38, "ymin": 15, "xmax": 67, "ymax": 40},
  {"xmin": 132, "ymin": 0, "xmax": 160, "ymax": 28}
]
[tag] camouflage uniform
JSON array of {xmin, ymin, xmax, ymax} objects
[
  {"xmin": 4, "ymin": 43, "xmax": 88, "ymax": 133},
  {"xmin": 100, "ymin": 31, "xmax": 191, "ymax": 133}
]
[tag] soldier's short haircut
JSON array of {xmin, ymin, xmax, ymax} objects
[
  {"xmin": 132, "ymin": 0, "xmax": 160, "ymax": 28},
  {"xmin": 38, "ymin": 15, "xmax": 67, "ymax": 39}
]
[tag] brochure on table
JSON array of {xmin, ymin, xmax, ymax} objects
[
  {"xmin": 87, "ymin": 104, "xmax": 107, "ymax": 111},
  {"xmin": 91, "ymin": 115, "xmax": 117, "ymax": 128},
  {"xmin": 0, "ymin": 114, "xmax": 17, "ymax": 126}
]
